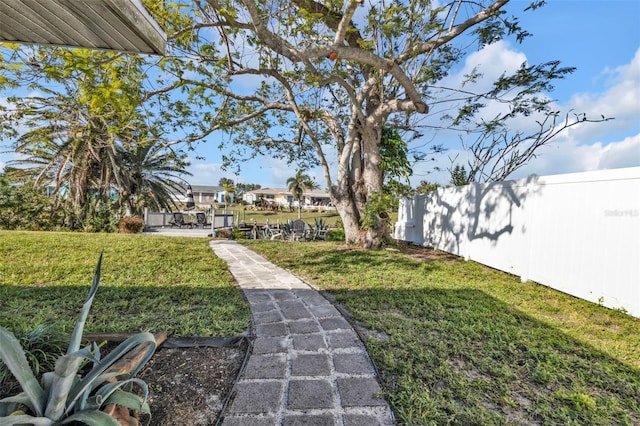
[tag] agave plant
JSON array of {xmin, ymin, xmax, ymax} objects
[{"xmin": 0, "ymin": 253, "xmax": 157, "ymax": 425}]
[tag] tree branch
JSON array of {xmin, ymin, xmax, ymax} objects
[{"xmin": 398, "ymin": 0, "xmax": 510, "ymax": 63}]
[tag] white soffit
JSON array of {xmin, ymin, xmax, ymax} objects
[{"xmin": 0, "ymin": 0, "xmax": 166, "ymax": 55}]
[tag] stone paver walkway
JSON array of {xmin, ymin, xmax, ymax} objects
[{"xmin": 210, "ymin": 240, "xmax": 395, "ymax": 425}]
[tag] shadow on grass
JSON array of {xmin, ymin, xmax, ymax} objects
[
  {"xmin": 249, "ymin": 242, "xmax": 448, "ymax": 277},
  {"xmin": 244, "ymin": 241, "xmax": 640, "ymax": 425},
  {"xmin": 339, "ymin": 287, "xmax": 640, "ymax": 425},
  {"xmin": 0, "ymin": 285, "xmax": 250, "ymax": 337}
]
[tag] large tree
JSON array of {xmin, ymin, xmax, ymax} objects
[{"xmin": 140, "ymin": 0, "xmax": 606, "ymax": 247}]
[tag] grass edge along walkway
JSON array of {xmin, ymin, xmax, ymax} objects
[
  {"xmin": 244, "ymin": 240, "xmax": 640, "ymax": 425},
  {"xmin": 0, "ymin": 231, "xmax": 250, "ymax": 337}
]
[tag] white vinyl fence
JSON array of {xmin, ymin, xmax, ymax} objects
[{"xmin": 394, "ymin": 167, "xmax": 640, "ymax": 318}]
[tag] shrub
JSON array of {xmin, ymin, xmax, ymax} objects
[
  {"xmin": 118, "ymin": 216, "xmax": 145, "ymax": 234},
  {"xmin": 231, "ymin": 228, "xmax": 246, "ymax": 240},
  {"xmin": 83, "ymin": 199, "xmax": 120, "ymax": 233},
  {"xmin": 0, "ymin": 325, "xmax": 67, "ymax": 389},
  {"xmin": 0, "ymin": 178, "xmax": 59, "ymax": 231},
  {"xmin": 327, "ymin": 229, "xmax": 345, "ymax": 241},
  {"xmin": 216, "ymin": 228, "xmax": 232, "ymax": 239}
]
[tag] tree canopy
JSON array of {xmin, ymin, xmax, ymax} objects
[
  {"xmin": 138, "ymin": 0, "xmax": 606, "ymax": 246},
  {"xmin": 0, "ymin": 0, "xmax": 609, "ymax": 243}
]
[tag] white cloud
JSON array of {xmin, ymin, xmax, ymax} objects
[
  {"xmin": 510, "ymin": 133, "xmax": 640, "ymax": 179},
  {"xmin": 185, "ymin": 159, "xmax": 232, "ymax": 186},
  {"xmin": 598, "ymin": 134, "xmax": 640, "ymax": 169},
  {"xmin": 250, "ymin": 157, "xmax": 324, "ymax": 189},
  {"xmin": 515, "ymin": 48, "xmax": 640, "ymax": 178},
  {"xmin": 414, "ymin": 44, "xmax": 640, "ymax": 184},
  {"xmin": 561, "ymin": 48, "xmax": 640, "ymax": 144},
  {"xmin": 187, "ymin": 155, "xmax": 308, "ymax": 189}
]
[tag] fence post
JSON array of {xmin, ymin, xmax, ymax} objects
[
  {"xmin": 519, "ymin": 178, "xmax": 538, "ymax": 283},
  {"xmin": 462, "ymin": 184, "xmax": 476, "ymax": 261}
]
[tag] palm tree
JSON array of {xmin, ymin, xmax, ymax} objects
[
  {"xmin": 4, "ymin": 48, "xmax": 192, "ymax": 227},
  {"xmin": 286, "ymin": 170, "xmax": 318, "ymax": 218},
  {"xmin": 116, "ymin": 141, "xmax": 191, "ymax": 216}
]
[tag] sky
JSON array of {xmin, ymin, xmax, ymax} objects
[
  {"xmin": 1, "ymin": 0, "xmax": 639, "ymax": 189},
  {"xmin": 181, "ymin": 0, "xmax": 640, "ymax": 188}
]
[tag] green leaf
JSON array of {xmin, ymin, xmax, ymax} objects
[
  {"xmin": 0, "ymin": 328, "xmax": 46, "ymax": 417},
  {"xmin": 67, "ymin": 332, "xmax": 156, "ymax": 413},
  {"xmin": 103, "ymin": 389, "xmax": 150, "ymax": 414},
  {"xmin": 0, "ymin": 394, "xmax": 32, "ymax": 417},
  {"xmin": 59, "ymin": 409, "xmax": 120, "ymax": 425},
  {"xmin": 68, "ymin": 253, "xmax": 103, "ymax": 353},
  {"xmin": 44, "ymin": 350, "xmax": 87, "ymax": 420},
  {"xmin": 94, "ymin": 378, "xmax": 148, "ymax": 407},
  {"xmin": 0, "ymin": 414, "xmax": 53, "ymax": 425}
]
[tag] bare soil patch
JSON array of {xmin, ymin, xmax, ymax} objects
[
  {"xmin": 396, "ymin": 242, "xmax": 460, "ymax": 262},
  {"xmin": 138, "ymin": 343, "xmax": 247, "ymax": 425}
]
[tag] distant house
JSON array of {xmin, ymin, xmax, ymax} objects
[
  {"xmin": 242, "ymin": 188, "xmax": 292, "ymax": 207},
  {"xmin": 170, "ymin": 185, "xmax": 227, "ymax": 207},
  {"xmin": 243, "ymin": 188, "xmax": 333, "ymax": 209},
  {"xmin": 302, "ymin": 189, "xmax": 332, "ymax": 207}
]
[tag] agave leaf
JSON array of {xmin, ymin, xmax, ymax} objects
[
  {"xmin": 66, "ymin": 332, "xmax": 156, "ymax": 413},
  {"xmin": 68, "ymin": 252, "xmax": 103, "ymax": 354},
  {"xmin": 40, "ymin": 372, "xmax": 54, "ymax": 392},
  {"xmin": 0, "ymin": 328, "xmax": 45, "ymax": 417},
  {"xmin": 58, "ymin": 409, "xmax": 120, "ymax": 425},
  {"xmin": 86, "ymin": 372, "xmax": 126, "ymax": 393},
  {"xmin": 0, "ymin": 414, "xmax": 54, "ymax": 425},
  {"xmin": 92, "ymin": 341, "xmax": 102, "ymax": 363},
  {"xmin": 0, "ymin": 392, "xmax": 33, "ymax": 409},
  {"xmin": 44, "ymin": 351, "xmax": 86, "ymax": 421},
  {"xmin": 103, "ymin": 390, "xmax": 150, "ymax": 414},
  {"xmin": 96, "ymin": 378, "xmax": 149, "ymax": 411},
  {"xmin": 0, "ymin": 398, "xmax": 28, "ymax": 417},
  {"xmin": 77, "ymin": 372, "xmax": 122, "ymax": 412}
]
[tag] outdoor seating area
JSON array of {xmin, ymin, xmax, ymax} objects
[
  {"xmin": 168, "ymin": 212, "xmax": 198, "ymax": 229},
  {"xmin": 168, "ymin": 211, "xmax": 213, "ymax": 229},
  {"xmin": 148, "ymin": 210, "xmax": 335, "ymax": 241},
  {"xmin": 168, "ymin": 212, "xmax": 190, "ymax": 228},
  {"xmin": 239, "ymin": 218, "xmax": 331, "ymax": 241}
]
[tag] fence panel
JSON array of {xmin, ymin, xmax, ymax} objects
[{"xmin": 394, "ymin": 167, "xmax": 640, "ymax": 317}]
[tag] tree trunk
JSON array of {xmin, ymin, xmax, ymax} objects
[
  {"xmin": 333, "ymin": 195, "xmax": 364, "ymax": 245},
  {"xmin": 327, "ymin": 110, "xmax": 387, "ymax": 248},
  {"xmin": 331, "ymin": 162, "xmax": 385, "ymax": 246}
]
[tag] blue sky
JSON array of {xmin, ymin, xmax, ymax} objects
[
  {"xmin": 1, "ymin": 1, "xmax": 639, "ymax": 189},
  {"xmin": 186, "ymin": 0, "xmax": 640, "ymax": 188}
]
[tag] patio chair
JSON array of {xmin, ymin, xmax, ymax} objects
[
  {"xmin": 195, "ymin": 212, "xmax": 210, "ymax": 229},
  {"xmin": 263, "ymin": 223, "xmax": 286, "ymax": 240},
  {"xmin": 169, "ymin": 212, "xmax": 187, "ymax": 228},
  {"xmin": 289, "ymin": 219, "xmax": 310, "ymax": 241}
]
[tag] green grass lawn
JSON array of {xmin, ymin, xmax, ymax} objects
[
  {"xmin": 244, "ymin": 240, "xmax": 640, "ymax": 425},
  {"xmin": 2, "ymin": 231, "xmax": 639, "ymax": 424},
  {"xmin": 0, "ymin": 231, "xmax": 250, "ymax": 336}
]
